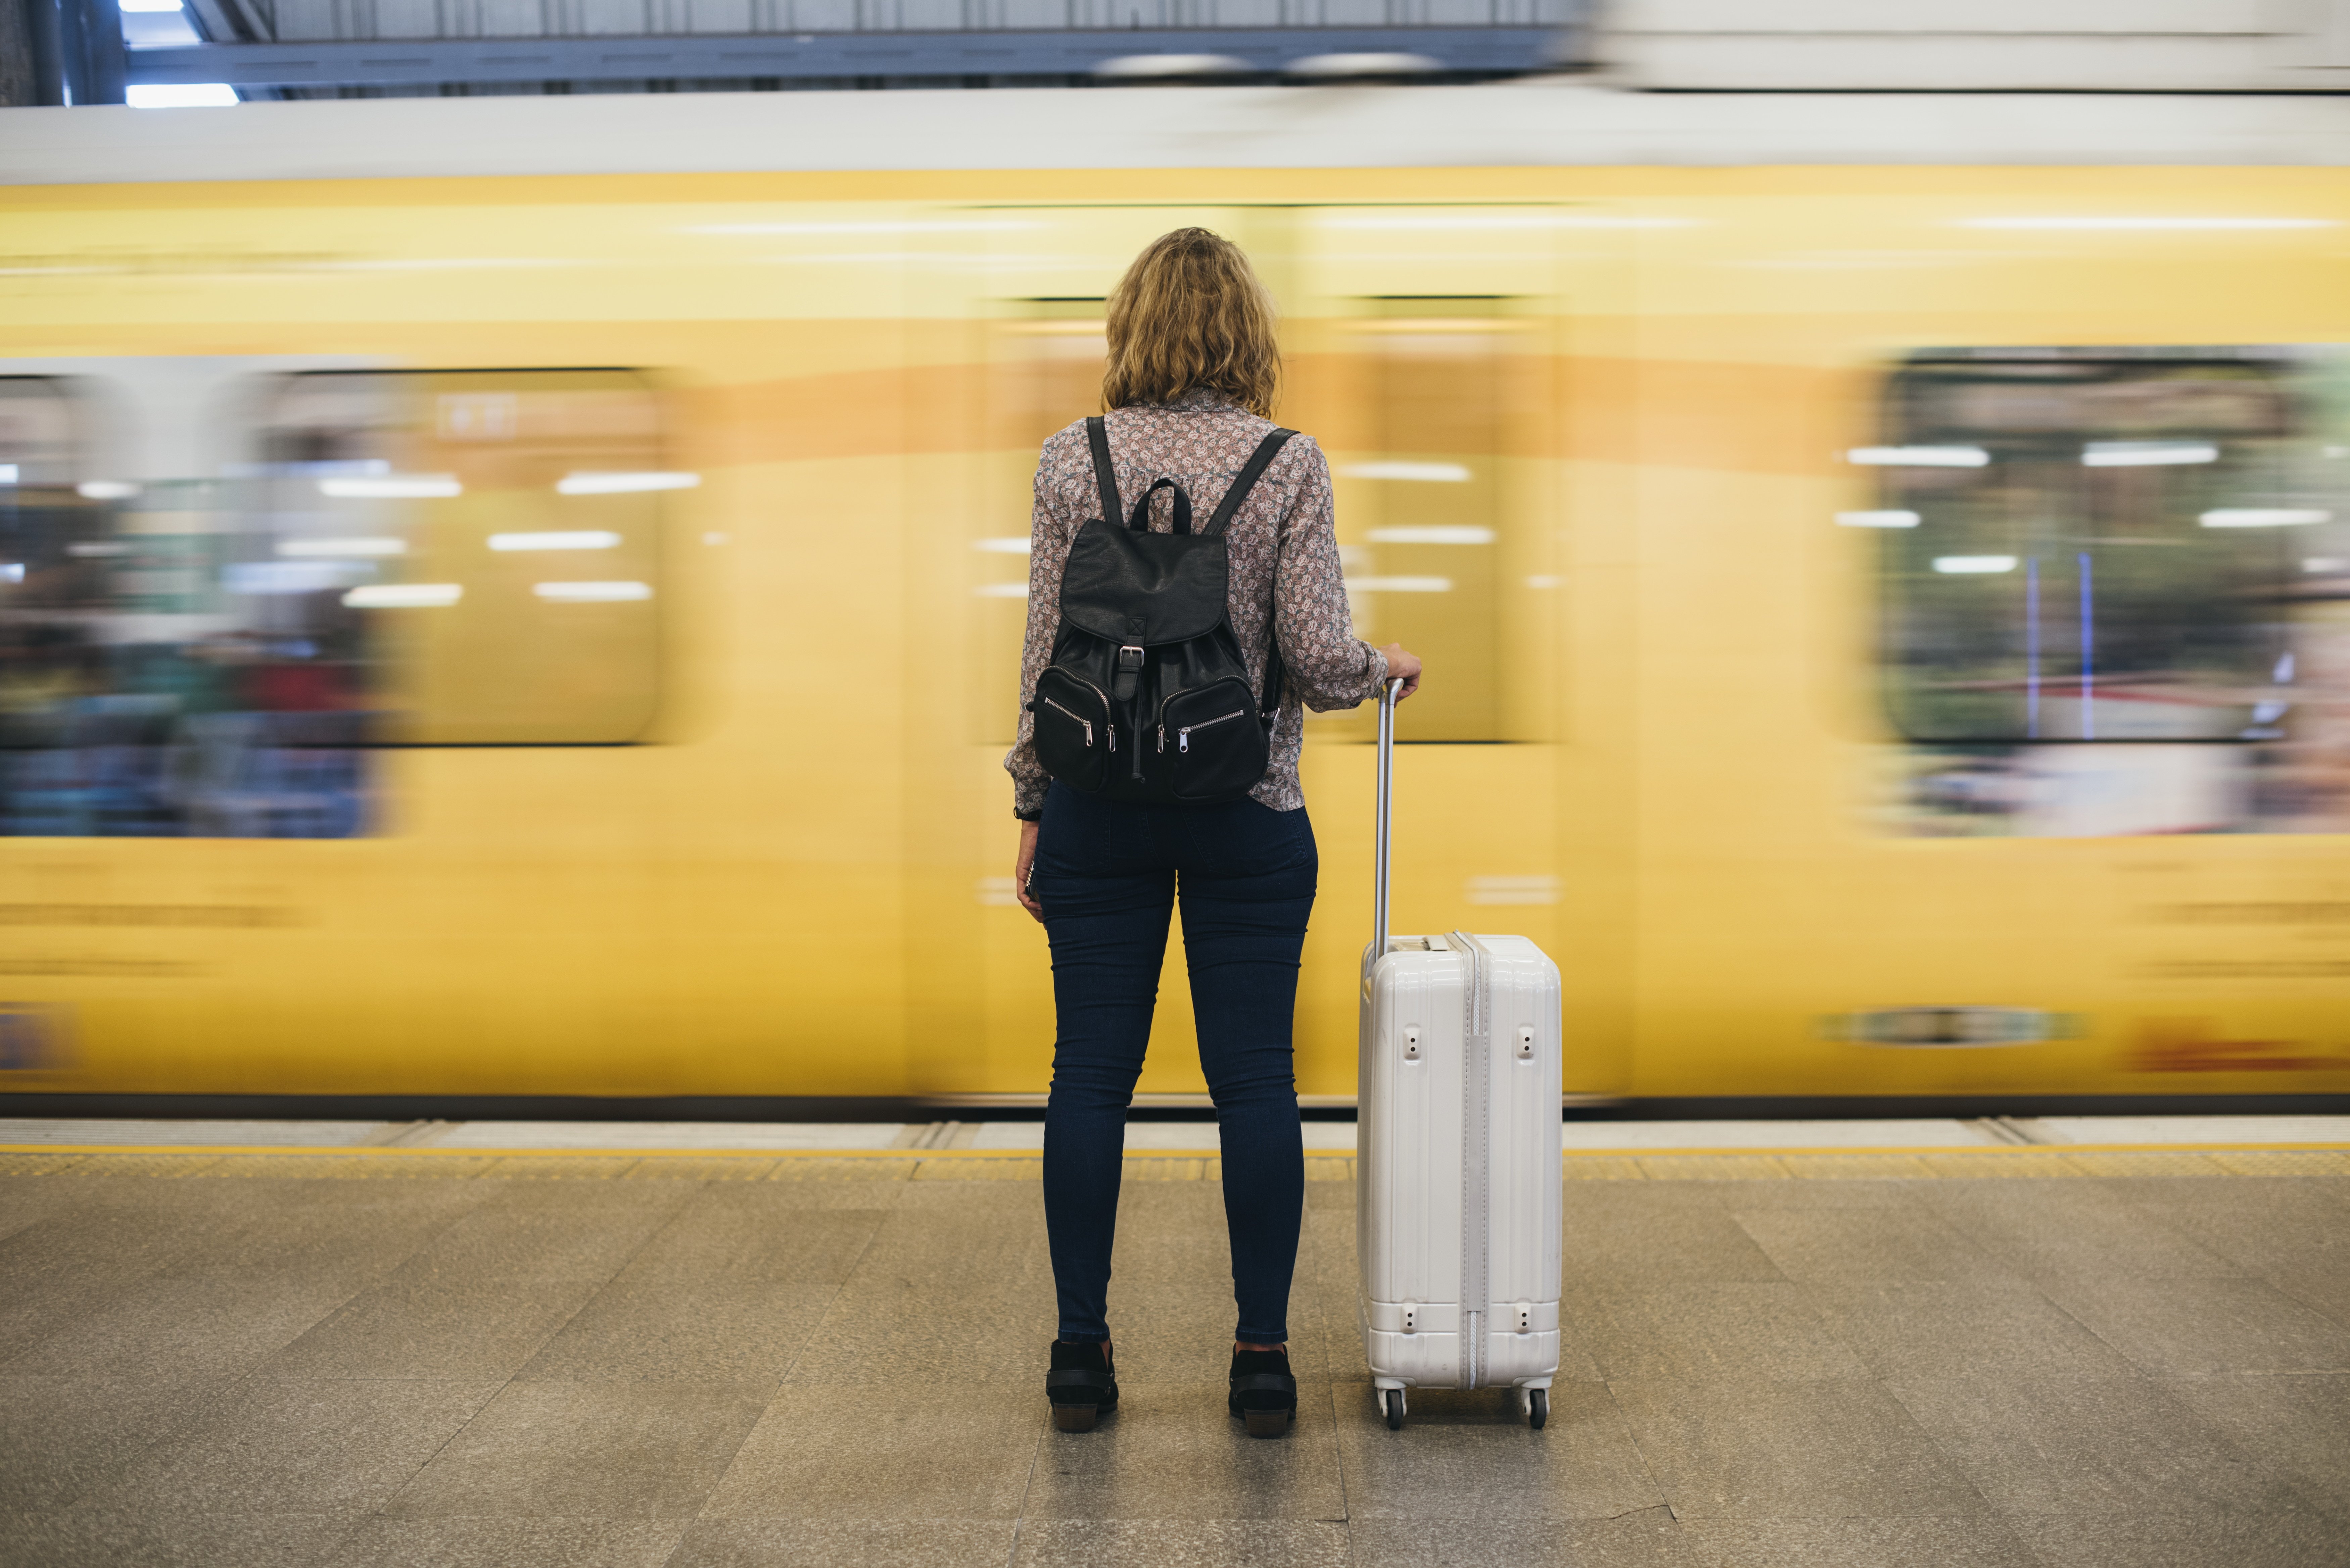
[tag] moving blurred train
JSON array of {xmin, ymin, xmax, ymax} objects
[{"xmin": 3, "ymin": 84, "xmax": 2348, "ymax": 1109}]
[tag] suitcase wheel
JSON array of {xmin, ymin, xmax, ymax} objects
[
  {"xmin": 1382, "ymin": 1389, "xmax": 1405, "ymax": 1431},
  {"xmin": 1527, "ymin": 1388, "xmax": 1548, "ymax": 1431}
]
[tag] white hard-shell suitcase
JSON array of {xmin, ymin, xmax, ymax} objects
[{"xmin": 1357, "ymin": 680, "xmax": 1564, "ymax": 1430}]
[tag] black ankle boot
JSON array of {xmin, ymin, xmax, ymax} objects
[
  {"xmin": 1046, "ymin": 1340, "xmax": 1118, "ymax": 1432},
  {"xmin": 1228, "ymin": 1346, "xmax": 1296, "ymax": 1438}
]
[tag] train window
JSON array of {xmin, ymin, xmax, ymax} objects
[
  {"xmin": 1338, "ymin": 298, "xmax": 1519, "ymax": 743},
  {"xmin": 1875, "ymin": 351, "xmax": 2329, "ymax": 744},
  {"xmin": 253, "ymin": 370, "xmax": 668, "ymax": 746},
  {"xmin": 0, "ymin": 369, "xmax": 669, "ymax": 839}
]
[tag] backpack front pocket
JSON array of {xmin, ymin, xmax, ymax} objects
[
  {"xmin": 1157, "ymin": 678, "xmax": 1268, "ymax": 803},
  {"xmin": 1033, "ymin": 668, "xmax": 1115, "ymax": 793}
]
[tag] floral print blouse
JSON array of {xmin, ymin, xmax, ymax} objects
[{"xmin": 1005, "ymin": 386, "xmax": 1389, "ymax": 819}]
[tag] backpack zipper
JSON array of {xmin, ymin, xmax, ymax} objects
[
  {"xmin": 1178, "ymin": 709, "xmax": 1247, "ymax": 753},
  {"xmin": 1040, "ymin": 696, "xmax": 1093, "ymax": 747}
]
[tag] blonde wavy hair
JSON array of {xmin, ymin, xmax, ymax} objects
[{"xmin": 1101, "ymin": 228, "xmax": 1280, "ymax": 418}]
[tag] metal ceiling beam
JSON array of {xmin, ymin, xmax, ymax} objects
[{"xmin": 123, "ymin": 25, "xmax": 1564, "ymax": 89}]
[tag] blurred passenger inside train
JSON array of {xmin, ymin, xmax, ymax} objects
[{"xmin": 1005, "ymin": 228, "xmax": 1423, "ymax": 1438}]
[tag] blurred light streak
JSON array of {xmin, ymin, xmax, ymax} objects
[
  {"xmin": 1961, "ymin": 217, "xmax": 2334, "ymax": 231},
  {"xmin": 1322, "ymin": 213, "xmax": 1697, "ymax": 230},
  {"xmin": 0, "ymin": 564, "xmax": 22, "ymax": 583},
  {"xmin": 680, "ymin": 220, "xmax": 1028, "ymax": 236},
  {"xmin": 973, "ymin": 537, "xmax": 1033, "ymax": 554},
  {"xmin": 118, "ymin": 0, "xmax": 182, "ymax": 9},
  {"xmin": 1345, "ymin": 576, "xmax": 1453, "ymax": 592},
  {"xmin": 2308, "ymin": 557, "xmax": 2350, "ymax": 573},
  {"xmin": 126, "ymin": 84, "xmax": 238, "ymax": 107},
  {"xmin": 533, "ymin": 581, "xmax": 652, "ymax": 602},
  {"xmin": 1932, "ymin": 556, "xmax": 2017, "ymax": 574},
  {"xmin": 973, "ymin": 583, "xmax": 1029, "ymax": 598},
  {"xmin": 76, "ymin": 481, "xmax": 139, "ymax": 500},
  {"xmin": 1837, "ymin": 511, "xmax": 1920, "ymax": 529},
  {"xmin": 226, "ymin": 561, "xmax": 367, "ymax": 595},
  {"xmin": 1367, "ymin": 526, "xmax": 1494, "ymax": 545},
  {"xmin": 278, "ymin": 537, "xmax": 405, "ymax": 558},
  {"xmin": 555, "ymin": 471, "xmax": 699, "ymax": 495},
  {"xmin": 2026, "ymin": 557, "xmax": 2040, "ymax": 739},
  {"xmin": 2079, "ymin": 553, "xmax": 2096, "ymax": 741},
  {"xmin": 489, "ymin": 531, "xmax": 620, "ymax": 552},
  {"xmin": 343, "ymin": 584, "xmax": 461, "ymax": 608},
  {"xmin": 1346, "ymin": 462, "xmax": 1471, "ymax": 483},
  {"xmin": 0, "ymin": 466, "xmax": 17, "ymax": 484},
  {"xmin": 2201, "ymin": 509, "xmax": 2330, "ymax": 528},
  {"xmin": 1096, "ymin": 52, "xmax": 1247, "ymax": 77},
  {"xmin": 1847, "ymin": 446, "xmax": 1988, "ymax": 468},
  {"xmin": 1466, "ymin": 875, "xmax": 1559, "ymax": 905},
  {"xmin": 320, "ymin": 474, "xmax": 460, "ymax": 499},
  {"xmin": 2082, "ymin": 442, "xmax": 2217, "ymax": 467}
]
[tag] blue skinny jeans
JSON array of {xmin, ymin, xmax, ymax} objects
[{"xmin": 1030, "ymin": 780, "xmax": 1316, "ymax": 1347}]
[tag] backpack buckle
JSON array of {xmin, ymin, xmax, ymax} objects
[{"xmin": 1117, "ymin": 645, "xmax": 1144, "ymax": 672}]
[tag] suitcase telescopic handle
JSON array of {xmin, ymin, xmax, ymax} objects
[{"xmin": 1372, "ymin": 676, "xmax": 1404, "ymax": 964}]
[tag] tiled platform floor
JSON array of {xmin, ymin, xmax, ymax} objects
[{"xmin": 0, "ymin": 1148, "xmax": 2345, "ymax": 1567}]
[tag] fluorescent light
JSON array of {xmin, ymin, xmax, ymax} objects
[
  {"xmin": 533, "ymin": 581, "xmax": 651, "ymax": 602},
  {"xmin": 2305, "ymin": 557, "xmax": 2348, "ymax": 573},
  {"xmin": 973, "ymin": 583, "xmax": 1029, "ymax": 598},
  {"xmin": 279, "ymin": 536, "xmax": 405, "ymax": 557},
  {"xmin": 1933, "ymin": 556, "xmax": 2018, "ymax": 574},
  {"xmin": 0, "ymin": 465, "xmax": 16, "ymax": 484},
  {"xmin": 1345, "ymin": 576, "xmax": 1453, "ymax": 592},
  {"xmin": 0, "ymin": 564, "xmax": 22, "ymax": 583},
  {"xmin": 119, "ymin": 0, "xmax": 181, "ymax": 10},
  {"xmin": 343, "ymin": 584, "xmax": 461, "ymax": 608},
  {"xmin": 1345, "ymin": 462, "xmax": 1471, "ymax": 484},
  {"xmin": 1847, "ymin": 446, "xmax": 1988, "ymax": 468},
  {"xmin": 2082, "ymin": 442, "xmax": 2217, "ymax": 468},
  {"xmin": 555, "ymin": 471, "xmax": 700, "ymax": 496},
  {"xmin": 76, "ymin": 480, "xmax": 140, "ymax": 500},
  {"xmin": 319, "ymin": 474, "xmax": 461, "ymax": 499},
  {"xmin": 1367, "ymin": 526, "xmax": 1494, "ymax": 545},
  {"xmin": 489, "ymin": 530, "xmax": 619, "ymax": 552},
  {"xmin": 973, "ymin": 537, "xmax": 1032, "ymax": 554},
  {"xmin": 126, "ymin": 83, "xmax": 238, "ymax": 107},
  {"xmin": 1837, "ymin": 511, "xmax": 1921, "ymax": 529},
  {"xmin": 67, "ymin": 542, "xmax": 128, "ymax": 557},
  {"xmin": 1524, "ymin": 575, "xmax": 1562, "ymax": 589},
  {"xmin": 1961, "ymin": 216, "xmax": 2334, "ymax": 231},
  {"xmin": 2201, "ymin": 509, "xmax": 2330, "ymax": 528}
]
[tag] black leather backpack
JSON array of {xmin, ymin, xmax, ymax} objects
[{"xmin": 1029, "ymin": 415, "xmax": 1296, "ymax": 806}]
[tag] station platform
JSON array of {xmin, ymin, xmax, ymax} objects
[{"xmin": 0, "ymin": 1117, "xmax": 2345, "ymax": 1567}]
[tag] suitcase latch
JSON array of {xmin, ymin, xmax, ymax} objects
[
  {"xmin": 1401, "ymin": 1303, "xmax": 1418, "ymax": 1333},
  {"xmin": 1515, "ymin": 1025, "xmax": 1536, "ymax": 1061},
  {"xmin": 1402, "ymin": 1026, "xmax": 1421, "ymax": 1062}
]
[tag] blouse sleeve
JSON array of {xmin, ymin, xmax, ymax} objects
[
  {"xmin": 1003, "ymin": 434, "xmax": 1079, "ymax": 820},
  {"xmin": 1272, "ymin": 436, "xmax": 1389, "ymax": 711}
]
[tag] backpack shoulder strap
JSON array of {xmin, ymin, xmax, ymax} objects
[
  {"xmin": 1202, "ymin": 428, "xmax": 1297, "ymax": 538},
  {"xmin": 1084, "ymin": 416, "xmax": 1122, "ymax": 526}
]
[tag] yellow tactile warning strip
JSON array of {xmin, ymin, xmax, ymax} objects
[{"xmin": 0, "ymin": 1145, "xmax": 2343, "ymax": 1181}]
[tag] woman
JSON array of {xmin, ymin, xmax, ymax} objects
[{"xmin": 1005, "ymin": 228, "xmax": 1422, "ymax": 1437}]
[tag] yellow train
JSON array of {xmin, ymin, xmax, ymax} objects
[{"xmin": 3, "ymin": 88, "xmax": 2347, "ymax": 1108}]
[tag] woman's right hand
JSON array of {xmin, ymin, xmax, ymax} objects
[{"xmin": 1379, "ymin": 643, "xmax": 1423, "ymax": 702}]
